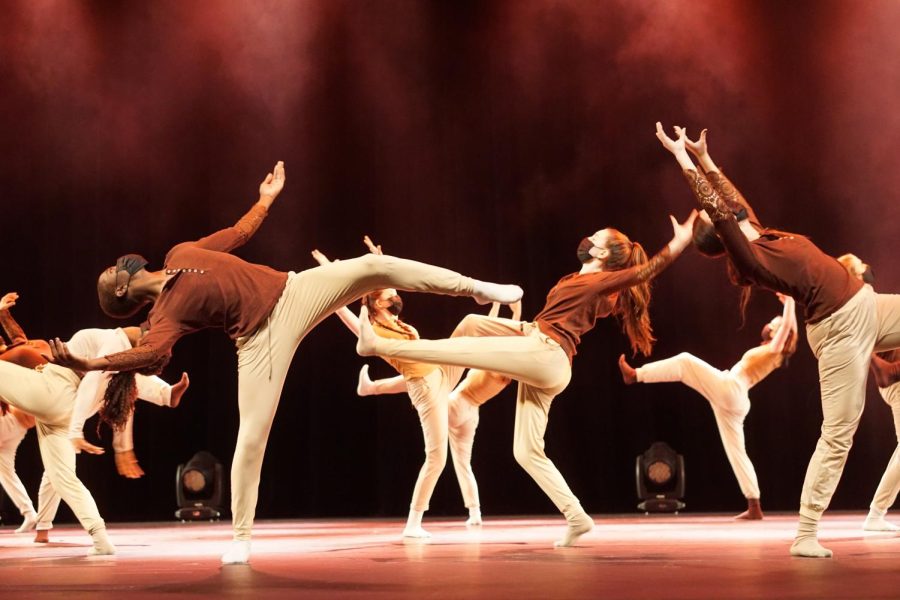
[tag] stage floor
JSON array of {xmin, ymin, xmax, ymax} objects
[{"xmin": 1, "ymin": 513, "xmax": 897, "ymax": 599}]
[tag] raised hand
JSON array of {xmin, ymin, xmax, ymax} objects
[
  {"xmin": 656, "ymin": 122, "xmax": 687, "ymax": 155},
  {"xmin": 0, "ymin": 292, "xmax": 18, "ymax": 311},
  {"xmin": 46, "ymin": 338, "xmax": 93, "ymax": 372},
  {"xmin": 259, "ymin": 160, "xmax": 286, "ymax": 200},
  {"xmin": 669, "ymin": 209, "xmax": 700, "ymax": 253},
  {"xmin": 363, "ymin": 235, "xmax": 383, "ymax": 255},
  {"xmin": 677, "ymin": 127, "xmax": 708, "ymax": 158},
  {"xmin": 311, "ymin": 249, "xmax": 332, "ymax": 266},
  {"xmin": 72, "ymin": 437, "xmax": 105, "ymax": 455}
]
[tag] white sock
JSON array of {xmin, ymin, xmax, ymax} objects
[
  {"xmin": 356, "ymin": 307, "xmax": 378, "ymax": 356},
  {"xmin": 403, "ymin": 509, "xmax": 430, "ymax": 538},
  {"xmin": 356, "ymin": 365, "xmax": 375, "ymax": 396},
  {"xmin": 466, "ymin": 507, "xmax": 482, "ymax": 526},
  {"xmin": 554, "ymin": 507, "xmax": 593, "ymax": 548},
  {"xmin": 89, "ymin": 528, "xmax": 116, "ymax": 556},
  {"xmin": 221, "ymin": 539, "xmax": 251, "ymax": 565},
  {"xmin": 790, "ymin": 514, "xmax": 832, "ymax": 558},
  {"xmin": 470, "ymin": 281, "xmax": 523, "ymax": 305},
  {"xmin": 864, "ymin": 508, "xmax": 900, "ymax": 531},
  {"xmin": 15, "ymin": 511, "xmax": 37, "ymax": 534}
]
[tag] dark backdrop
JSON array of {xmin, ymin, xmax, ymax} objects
[{"xmin": 1, "ymin": 0, "xmax": 898, "ymax": 524}]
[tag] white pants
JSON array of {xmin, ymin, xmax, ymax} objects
[
  {"xmin": 35, "ymin": 374, "xmax": 172, "ymax": 530},
  {"xmin": 448, "ymin": 393, "xmax": 480, "ymax": 509},
  {"xmin": 0, "ymin": 362, "xmax": 105, "ymax": 535},
  {"xmin": 0, "ymin": 420, "xmax": 35, "ymax": 517},
  {"xmin": 231, "ymin": 254, "xmax": 477, "ymax": 540},
  {"xmin": 801, "ymin": 286, "xmax": 900, "ymax": 520},
  {"xmin": 637, "ymin": 352, "xmax": 760, "ymax": 499},
  {"xmin": 869, "ymin": 383, "xmax": 900, "ymax": 513}
]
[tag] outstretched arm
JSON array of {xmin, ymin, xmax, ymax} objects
[
  {"xmin": 0, "ymin": 294, "xmax": 28, "ymax": 346},
  {"xmin": 191, "ymin": 161, "xmax": 286, "ymax": 253},
  {"xmin": 765, "ymin": 295, "xmax": 797, "ymax": 354}
]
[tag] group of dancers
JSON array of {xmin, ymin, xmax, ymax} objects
[{"xmin": 1, "ymin": 125, "xmax": 898, "ymax": 564}]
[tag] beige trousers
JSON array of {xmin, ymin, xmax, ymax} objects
[
  {"xmin": 231, "ymin": 254, "xmax": 476, "ymax": 540},
  {"xmin": 801, "ymin": 286, "xmax": 900, "ymax": 520},
  {"xmin": 448, "ymin": 392, "xmax": 480, "ymax": 508},
  {"xmin": 637, "ymin": 352, "xmax": 759, "ymax": 499},
  {"xmin": 0, "ymin": 362, "xmax": 105, "ymax": 534},
  {"xmin": 370, "ymin": 314, "xmax": 580, "ymax": 515},
  {"xmin": 870, "ymin": 383, "xmax": 900, "ymax": 513}
]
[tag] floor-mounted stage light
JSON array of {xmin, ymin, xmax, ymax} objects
[
  {"xmin": 175, "ymin": 451, "xmax": 225, "ymax": 521},
  {"xmin": 636, "ymin": 441, "xmax": 686, "ymax": 513}
]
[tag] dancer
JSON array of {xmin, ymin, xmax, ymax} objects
[
  {"xmin": 837, "ymin": 254, "xmax": 900, "ymax": 531},
  {"xmin": 314, "ymin": 239, "xmax": 520, "ymax": 533},
  {"xmin": 656, "ymin": 123, "xmax": 900, "ymax": 557},
  {"xmin": 618, "ymin": 294, "xmax": 798, "ymax": 519},
  {"xmin": 48, "ymin": 161, "xmax": 523, "ymax": 564},
  {"xmin": 356, "ymin": 211, "xmax": 698, "ymax": 547},
  {"xmin": 358, "ymin": 300, "xmax": 521, "ymax": 527}
]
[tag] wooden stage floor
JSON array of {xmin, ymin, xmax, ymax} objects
[{"xmin": 1, "ymin": 513, "xmax": 897, "ymax": 599}]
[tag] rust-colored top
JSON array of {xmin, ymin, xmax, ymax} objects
[
  {"xmin": 534, "ymin": 247, "xmax": 674, "ymax": 361},
  {"xmin": 454, "ymin": 369, "xmax": 510, "ymax": 406},
  {"xmin": 372, "ymin": 319, "xmax": 438, "ymax": 380},
  {"xmin": 684, "ymin": 169, "xmax": 862, "ymax": 324},
  {"xmin": 103, "ymin": 203, "xmax": 288, "ymax": 371}
]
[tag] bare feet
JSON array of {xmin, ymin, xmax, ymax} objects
[
  {"xmin": 356, "ymin": 307, "xmax": 377, "ymax": 356},
  {"xmin": 34, "ymin": 529, "xmax": 49, "ymax": 543},
  {"xmin": 735, "ymin": 498, "xmax": 764, "ymax": 520},
  {"xmin": 618, "ymin": 354, "xmax": 637, "ymax": 385},
  {"xmin": 169, "ymin": 372, "xmax": 190, "ymax": 408}
]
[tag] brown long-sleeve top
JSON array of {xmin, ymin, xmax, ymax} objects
[
  {"xmin": 534, "ymin": 246, "xmax": 674, "ymax": 361},
  {"xmin": 0, "ymin": 309, "xmax": 49, "ymax": 369},
  {"xmin": 101, "ymin": 203, "xmax": 289, "ymax": 371},
  {"xmin": 683, "ymin": 169, "xmax": 862, "ymax": 324}
]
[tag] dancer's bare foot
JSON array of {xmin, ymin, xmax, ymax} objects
[
  {"xmin": 357, "ymin": 365, "xmax": 376, "ymax": 396},
  {"xmin": 618, "ymin": 354, "xmax": 637, "ymax": 385},
  {"xmin": 34, "ymin": 529, "xmax": 49, "ymax": 543},
  {"xmin": 870, "ymin": 354, "xmax": 900, "ymax": 389},
  {"xmin": 356, "ymin": 307, "xmax": 377, "ymax": 356},
  {"xmin": 169, "ymin": 372, "xmax": 190, "ymax": 408},
  {"xmin": 735, "ymin": 498, "xmax": 764, "ymax": 520}
]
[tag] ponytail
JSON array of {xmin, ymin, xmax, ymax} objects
[{"xmin": 606, "ymin": 239, "xmax": 655, "ymax": 357}]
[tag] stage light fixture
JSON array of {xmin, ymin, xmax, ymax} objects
[
  {"xmin": 636, "ymin": 441, "xmax": 686, "ymax": 513},
  {"xmin": 175, "ymin": 451, "xmax": 225, "ymax": 521}
]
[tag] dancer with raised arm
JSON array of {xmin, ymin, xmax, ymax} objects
[
  {"xmin": 837, "ymin": 254, "xmax": 900, "ymax": 532},
  {"xmin": 356, "ymin": 212, "xmax": 697, "ymax": 547},
  {"xmin": 619, "ymin": 294, "xmax": 798, "ymax": 519},
  {"xmin": 656, "ymin": 124, "xmax": 900, "ymax": 558},
  {"xmin": 358, "ymin": 299, "xmax": 523, "ymax": 527},
  {"xmin": 47, "ymin": 162, "xmax": 522, "ymax": 564}
]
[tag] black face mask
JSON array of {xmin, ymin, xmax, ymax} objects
[
  {"xmin": 862, "ymin": 266, "xmax": 876, "ymax": 285},
  {"xmin": 576, "ymin": 238, "xmax": 596, "ymax": 264},
  {"xmin": 386, "ymin": 296, "xmax": 403, "ymax": 316},
  {"xmin": 114, "ymin": 253, "xmax": 149, "ymax": 295}
]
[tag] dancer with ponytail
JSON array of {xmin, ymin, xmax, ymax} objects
[
  {"xmin": 47, "ymin": 162, "xmax": 523, "ymax": 564},
  {"xmin": 619, "ymin": 294, "xmax": 798, "ymax": 519},
  {"xmin": 357, "ymin": 299, "xmax": 522, "ymax": 527},
  {"xmin": 656, "ymin": 124, "xmax": 900, "ymax": 557},
  {"xmin": 314, "ymin": 238, "xmax": 522, "ymax": 533},
  {"xmin": 356, "ymin": 212, "xmax": 698, "ymax": 547}
]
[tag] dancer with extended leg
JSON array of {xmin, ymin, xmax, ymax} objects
[
  {"xmin": 356, "ymin": 212, "xmax": 698, "ymax": 547},
  {"xmin": 358, "ymin": 299, "xmax": 522, "ymax": 527},
  {"xmin": 656, "ymin": 124, "xmax": 900, "ymax": 557},
  {"xmin": 619, "ymin": 294, "xmax": 798, "ymax": 519},
  {"xmin": 48, "ymin": 162, "xmax": 522, "ymax": 564}
]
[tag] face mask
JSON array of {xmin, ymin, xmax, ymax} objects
[
  {"xmin": 386, "ymin": 296, "xmax": 403, "ymax": 316},
  {"xmin": 862, "ymin": 266, "xmax": 876, "ymax": 285},
  {"xmin": 114, "ymin": 253, "xmax": 149, "ymax": 296},
  {"xmin": 576, "ymin": 238, "xmax": 596, "ymax": 264}
]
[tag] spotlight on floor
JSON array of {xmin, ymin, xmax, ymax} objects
[
  {"xmin": 636, "ymin": 442, "xmax": 685, "ymax": 513},
  {"xmin": 175, "ymin": 451, "xmax": 224, "ymax": 521}
]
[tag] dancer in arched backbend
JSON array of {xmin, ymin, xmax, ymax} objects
[
  {"xmin": 48, "ymin": 161, "xmax": 522, "ymax": 564},
  {"xmin": 356, "ymin": 211, "xmax": 698, "ymax": 547},
  {"xmin": 619, "ymin": 294, "xmax": 798, "ymax": 519},
  {"xmin": 656, "ymin": 123, "xmax": 900, "ymax": 557}
]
